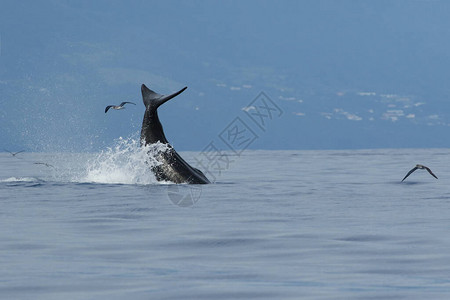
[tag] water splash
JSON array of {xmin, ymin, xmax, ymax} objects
[
  {"xmin": 0, "ymin": 177, "xmax": 40, "ymax": 183},
  {"xmin": 1, "ymin": 136, "xmax": 172, "ymax": 185},
  {"xmin": 75, "ymin": 136, "xmax": 170, "ymax": 185}
]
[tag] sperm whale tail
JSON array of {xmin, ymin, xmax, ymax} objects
[{"xmin": 141, "ymin": 84, "xmax": 187, "ymax": 111}]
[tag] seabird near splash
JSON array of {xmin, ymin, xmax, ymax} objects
[
  {"xmin": 401, "ymin": 164, "xmax": 438, "ymax": 182},
  {"xmin": 105, "ymin": 102, "xmax": 136, "ymax": 113},
  {"xmin": 34, "ymin": 162, "xmax": 55, "ymax": 169}
]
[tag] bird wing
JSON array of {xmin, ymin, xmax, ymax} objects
[
  {"xmin": 119, "ymin": 102, "xmax": 136, "ymax": 106},
  {"xmin": 105, "ymin": 105, "xmax": 113, "ymax": 113},
  {"xmin": 4, "ymin": 149, "xmax": 13, "ymax": 155},
  {"xmin": 34, "ymin": 162, "xmax": 55, "ymax": 168},
  {"xmin": 14, "ymin": 150, "xmax": 25, "ymax": 155},
  {"xmin": 402, "ymin": 167, "xmax": 418, "ymax": 182},
  {"xmin": 424, "ymin": 166, "xmax": 438, "ymax": 179}
]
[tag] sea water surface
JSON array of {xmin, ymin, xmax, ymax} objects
[{"xmin": 1, "ymin": 145, "xmax": 450, "ymax": 299}]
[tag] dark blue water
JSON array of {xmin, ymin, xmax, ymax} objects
[{"xmin": 1, "ymin": 148, "xmax": 450, "ymax": 299}]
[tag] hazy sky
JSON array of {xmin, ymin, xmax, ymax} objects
[{"xmin": 2, "ymin": 1, "xmax": 450, "ymax": 151}]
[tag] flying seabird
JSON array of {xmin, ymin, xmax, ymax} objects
[
  {"xmin": 401, "ymin": 164, "xmax": 438, "ymax": 182},
  {"xmin": 34, "ymin": 162, "xmax": 55, "ymax": 169},
  {"xmin": 4, "ymin": 149, "xmax": 25, "ymax": 157},
  {"xmin": 105, "ymin": 102, "xmax": 136, "ymax": 113}
]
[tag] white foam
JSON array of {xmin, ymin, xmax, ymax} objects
[
  {"xmin": 79, "ymin": 137, "xmax": 169, "ymax": 185},
  {"xmin": 0, "ymin": 177, "xmax": 39, "ymax": 183}
]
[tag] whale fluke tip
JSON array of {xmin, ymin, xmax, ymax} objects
[{"xmin": 141, "ymin": 84, "xmax": 188, "ymax": 109}]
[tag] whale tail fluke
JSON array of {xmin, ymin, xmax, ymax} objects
[
  {"xmin": 139, "ymin": 83, "xmax": 210, "ymax": 184},
  {"xmin": 141, "ymin": 84, "xmax": 187, "ymax": 110}
]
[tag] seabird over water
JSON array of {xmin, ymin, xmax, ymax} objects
[
  {"xmin": 34, "ymin": 162, "xmax": 55, "ymax": 169},
  {"xmin": 401, "ymin": 164, "xmax": 438, "ymax": 182},
  {"xmin": 4, "ymin": 150, "xmax": 25, "ymax": 157},
  {"xmin": 105, "ymin": 102, "xmax": 136, "ymax": 113}
]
